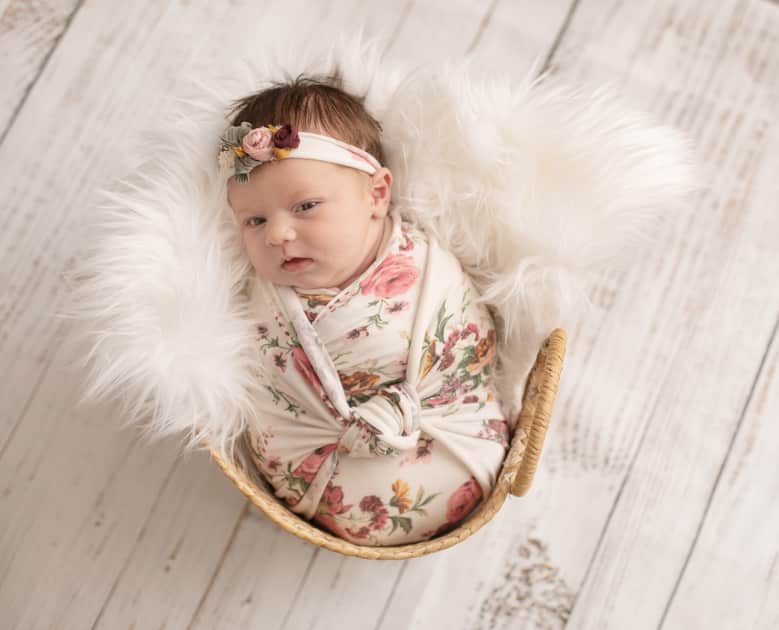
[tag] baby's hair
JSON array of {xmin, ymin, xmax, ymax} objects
[{"xmin": 227, "ymin": 72, "xmax": 386, "ymax": 165}]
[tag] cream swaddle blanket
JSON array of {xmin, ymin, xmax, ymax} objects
[{"xmin": 246, "ymin": 207, "xmax": 510, "ymax": 545}]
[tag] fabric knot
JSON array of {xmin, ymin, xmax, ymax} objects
[{"xmin": 347, "ymin": 381, "xmax": 422, "ymax": 455}]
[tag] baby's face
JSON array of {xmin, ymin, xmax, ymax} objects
[{"xmin": 227, "ymin": 158, "xmax": 391, "ymax": 290}]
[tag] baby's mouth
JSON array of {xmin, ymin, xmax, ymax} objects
[{"xmin": 281, "ymin": 257, "xmax": 314, "ymax": 271}]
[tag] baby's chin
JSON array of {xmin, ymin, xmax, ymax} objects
[{"xmin": 255, "ymin": 269, "xmax": 342, "ymax": 291}]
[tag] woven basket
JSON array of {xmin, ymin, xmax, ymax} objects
[{"xmin": 206, "ymin": 328, "xmax": 567, "ymax": 560}]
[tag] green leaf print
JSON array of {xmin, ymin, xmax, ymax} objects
[
  {"xmin": 390, "ymin": 515, "xmax": 413, "ymax": 535},
  {"xmin": 434, "ymin": 301, "xmax": 452, "ymax": 343}
]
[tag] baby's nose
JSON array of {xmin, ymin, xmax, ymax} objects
[{"xmin": 265, "ymin": 216, "xmax": 295, "ymax": 246}]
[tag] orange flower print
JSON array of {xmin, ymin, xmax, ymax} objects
[
  {"xmin": 419, "ymin": 338, "xmax": 437, "ymax": 381},
  {"xmin": 390, "ymin": 479, "xmax": 413, "ymax": 513},
  {"xmin": 297, "ymin": 292, "xmax": 334, "ymax": 308},
  {"xmin": 339, "ymin": 370, "xmax": 381, "ymax": 398},
  {"xmin": 445, "ymin": 476, "xmax": 483, "ymax": 524},
  {"xmin": 466, "ymin": 328, "xmax": 497, "ymax": 374},
  {"xmin": 360, "ymin": 253, "xmax": 419, "ymax": 298}
]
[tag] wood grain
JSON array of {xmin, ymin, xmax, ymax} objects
[{"xmin": 1, "ymin": 0, "xmax": 777, "ymax": 628}]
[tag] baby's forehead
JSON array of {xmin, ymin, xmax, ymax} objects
[{"xmin": 227, "ymin": 158, "xmax": 361, "ymax": 210}]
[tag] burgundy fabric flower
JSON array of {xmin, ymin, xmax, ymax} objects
[{"xmin": 272, "ymin": 124, "xmax": 300, "ymax": 148}]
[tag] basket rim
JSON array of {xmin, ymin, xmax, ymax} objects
[{"xmin": 205, "ymin": 328, "xmax": 567, "ymax": 560}]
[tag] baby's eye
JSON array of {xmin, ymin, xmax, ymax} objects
[
  {"xmin": 297, "ymin": 200, "xmax": 319, "ymax": 212},
  {"xmin": 246, "ymin": 217, "xmax": 265, "ymax": 227}
]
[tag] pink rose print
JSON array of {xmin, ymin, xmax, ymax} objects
[
  {"xmin": 463, "ymin": 395, "xmax": 479, "ymax": 404},
  {"xmin": 399, "ymin": 224, "xmax": 415, "ymax": 251},
  {"xmin": 291, "ymin": 443, "xmax": 338, "ymax": 483},
  {"xmin": 346, "ymin": 525, "xmax": 371, "ymax": 539},
  {"xmin": 358, "ymin": 495, "xmax": 390, "ymax": 530},
  {"xmin": 360, "ymin": 253, "xmax": 419, "ymax": 298},
  {"xmin": 478, "ymin": 419, "xmax": 510, "ymax": 448},
  {"xmin": 242, "ymin": 127, "xmax": 274, "ymax": 161},
  {"xmin": 438, "ymin": 351, "xmax": 455, "ymax": 371},
  {"xmin": 345, "ymin": 326, "xmax": 369, "ymax": 341},
  {"xmin": 401, "ymin": 435, "xmax": 434, "ymax": 465},
  {"xmin": 444, "ymin": 329, "xmax": 461, "ymax": 353},
  {"xmin": 446, "ymin": 477, "xmax": 483, "ymax": 524},
  {"xmin": 313, "ymin": 513, "xmax": 353, "ymax": 540},
  {"xmin": 489, "ymin": 419, "xmax": 510, "ymax": 448},
  {"xmin": 425, "ymin": 394, "xmax": 457, "ymax": 408},
  {"xmin": 291, "ymin": 345, "xmax": 326, "ymax": 399},
  {"xmin": 460, "ymin": 323, "xmax": 480, "ymax": 340},
  {"xmin": 265, "ymin": 455, "xmax": 282, "ymax": 473},
  {"xmin": 321, "ymin": 481, "xmax": 352, "ymax": 515}
]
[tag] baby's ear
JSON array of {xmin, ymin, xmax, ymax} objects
[{"xmin": 369, "ymin": 167, "xmax": 392, "ymax": 217}]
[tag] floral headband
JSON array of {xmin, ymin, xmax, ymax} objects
[{"xmin": 218, "ymin": 121, "xmax": 381, "ymax": 183}]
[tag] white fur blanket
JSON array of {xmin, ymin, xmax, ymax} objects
[{"xmin": 65, "ymin": 39, "xmax": 699, "ymax": 465}]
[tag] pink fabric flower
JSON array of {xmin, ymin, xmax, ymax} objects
[
  {"xmin": 360, "ymin": 253, "xmax": 419, "ymax": 298},
  {"xmin": 241, "ymin": 126, "xmax": 274, "ymax": 161},
  {"xmin": 446, "ymin": 477, "xmax": 483, "ymax": 523}
]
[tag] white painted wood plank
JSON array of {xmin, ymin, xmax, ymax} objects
[
  {"xmin": 398, "ymin": 0, "xmax": 779, "ymax": 628},
  {"xmin": 0, "ymin": 0, "xmax": 232, "ymax": 448},
  {"xmin": 0, "ymin": 0, "xmax": 80, "ymax": 134},
  {"xmin": 553, "ymin": 1, "xmax": 779, "ymax": 628},
  {"xmin": 0, "ymin": 1, "xmax": 260, "ymax": 629},
  {"xmin": 659, "ymin": 152, "xmax": 779, "ymax": 628}
]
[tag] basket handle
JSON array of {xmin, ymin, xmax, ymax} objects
[{"xmin": 508, "ymin": 328, "xmax": 567, "ymax": 497}]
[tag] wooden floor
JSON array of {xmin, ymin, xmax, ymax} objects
[{"xmin": 1, "ymin": 0, "xmax": 777, "ymax": 628}]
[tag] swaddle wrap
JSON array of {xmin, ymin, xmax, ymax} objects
[{"xmin": 246, "ymin": 208, "xmax": 510, "ymax": 540}]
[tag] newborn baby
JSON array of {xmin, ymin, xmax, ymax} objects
[{"xmin": 222, "ymin": 76, "xmax": 510, "ymax": 546}]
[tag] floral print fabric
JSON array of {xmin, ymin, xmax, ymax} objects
[{"xmin": 246, "ymin": 208, "xmax": 509, "ymax": 546}]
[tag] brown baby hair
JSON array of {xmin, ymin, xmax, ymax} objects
[{"xmin": 227, "ymin": 73, "xmax": 386, "ymax": 166}]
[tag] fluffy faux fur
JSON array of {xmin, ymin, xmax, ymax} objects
[{"xmin": 63, "ymin": 37, "xmax": 699, "ymax": 464}]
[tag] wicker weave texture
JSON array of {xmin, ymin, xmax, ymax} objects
[{"xmin": 207, "ymin": 329, "xmax": 567, "ymax": 560}]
